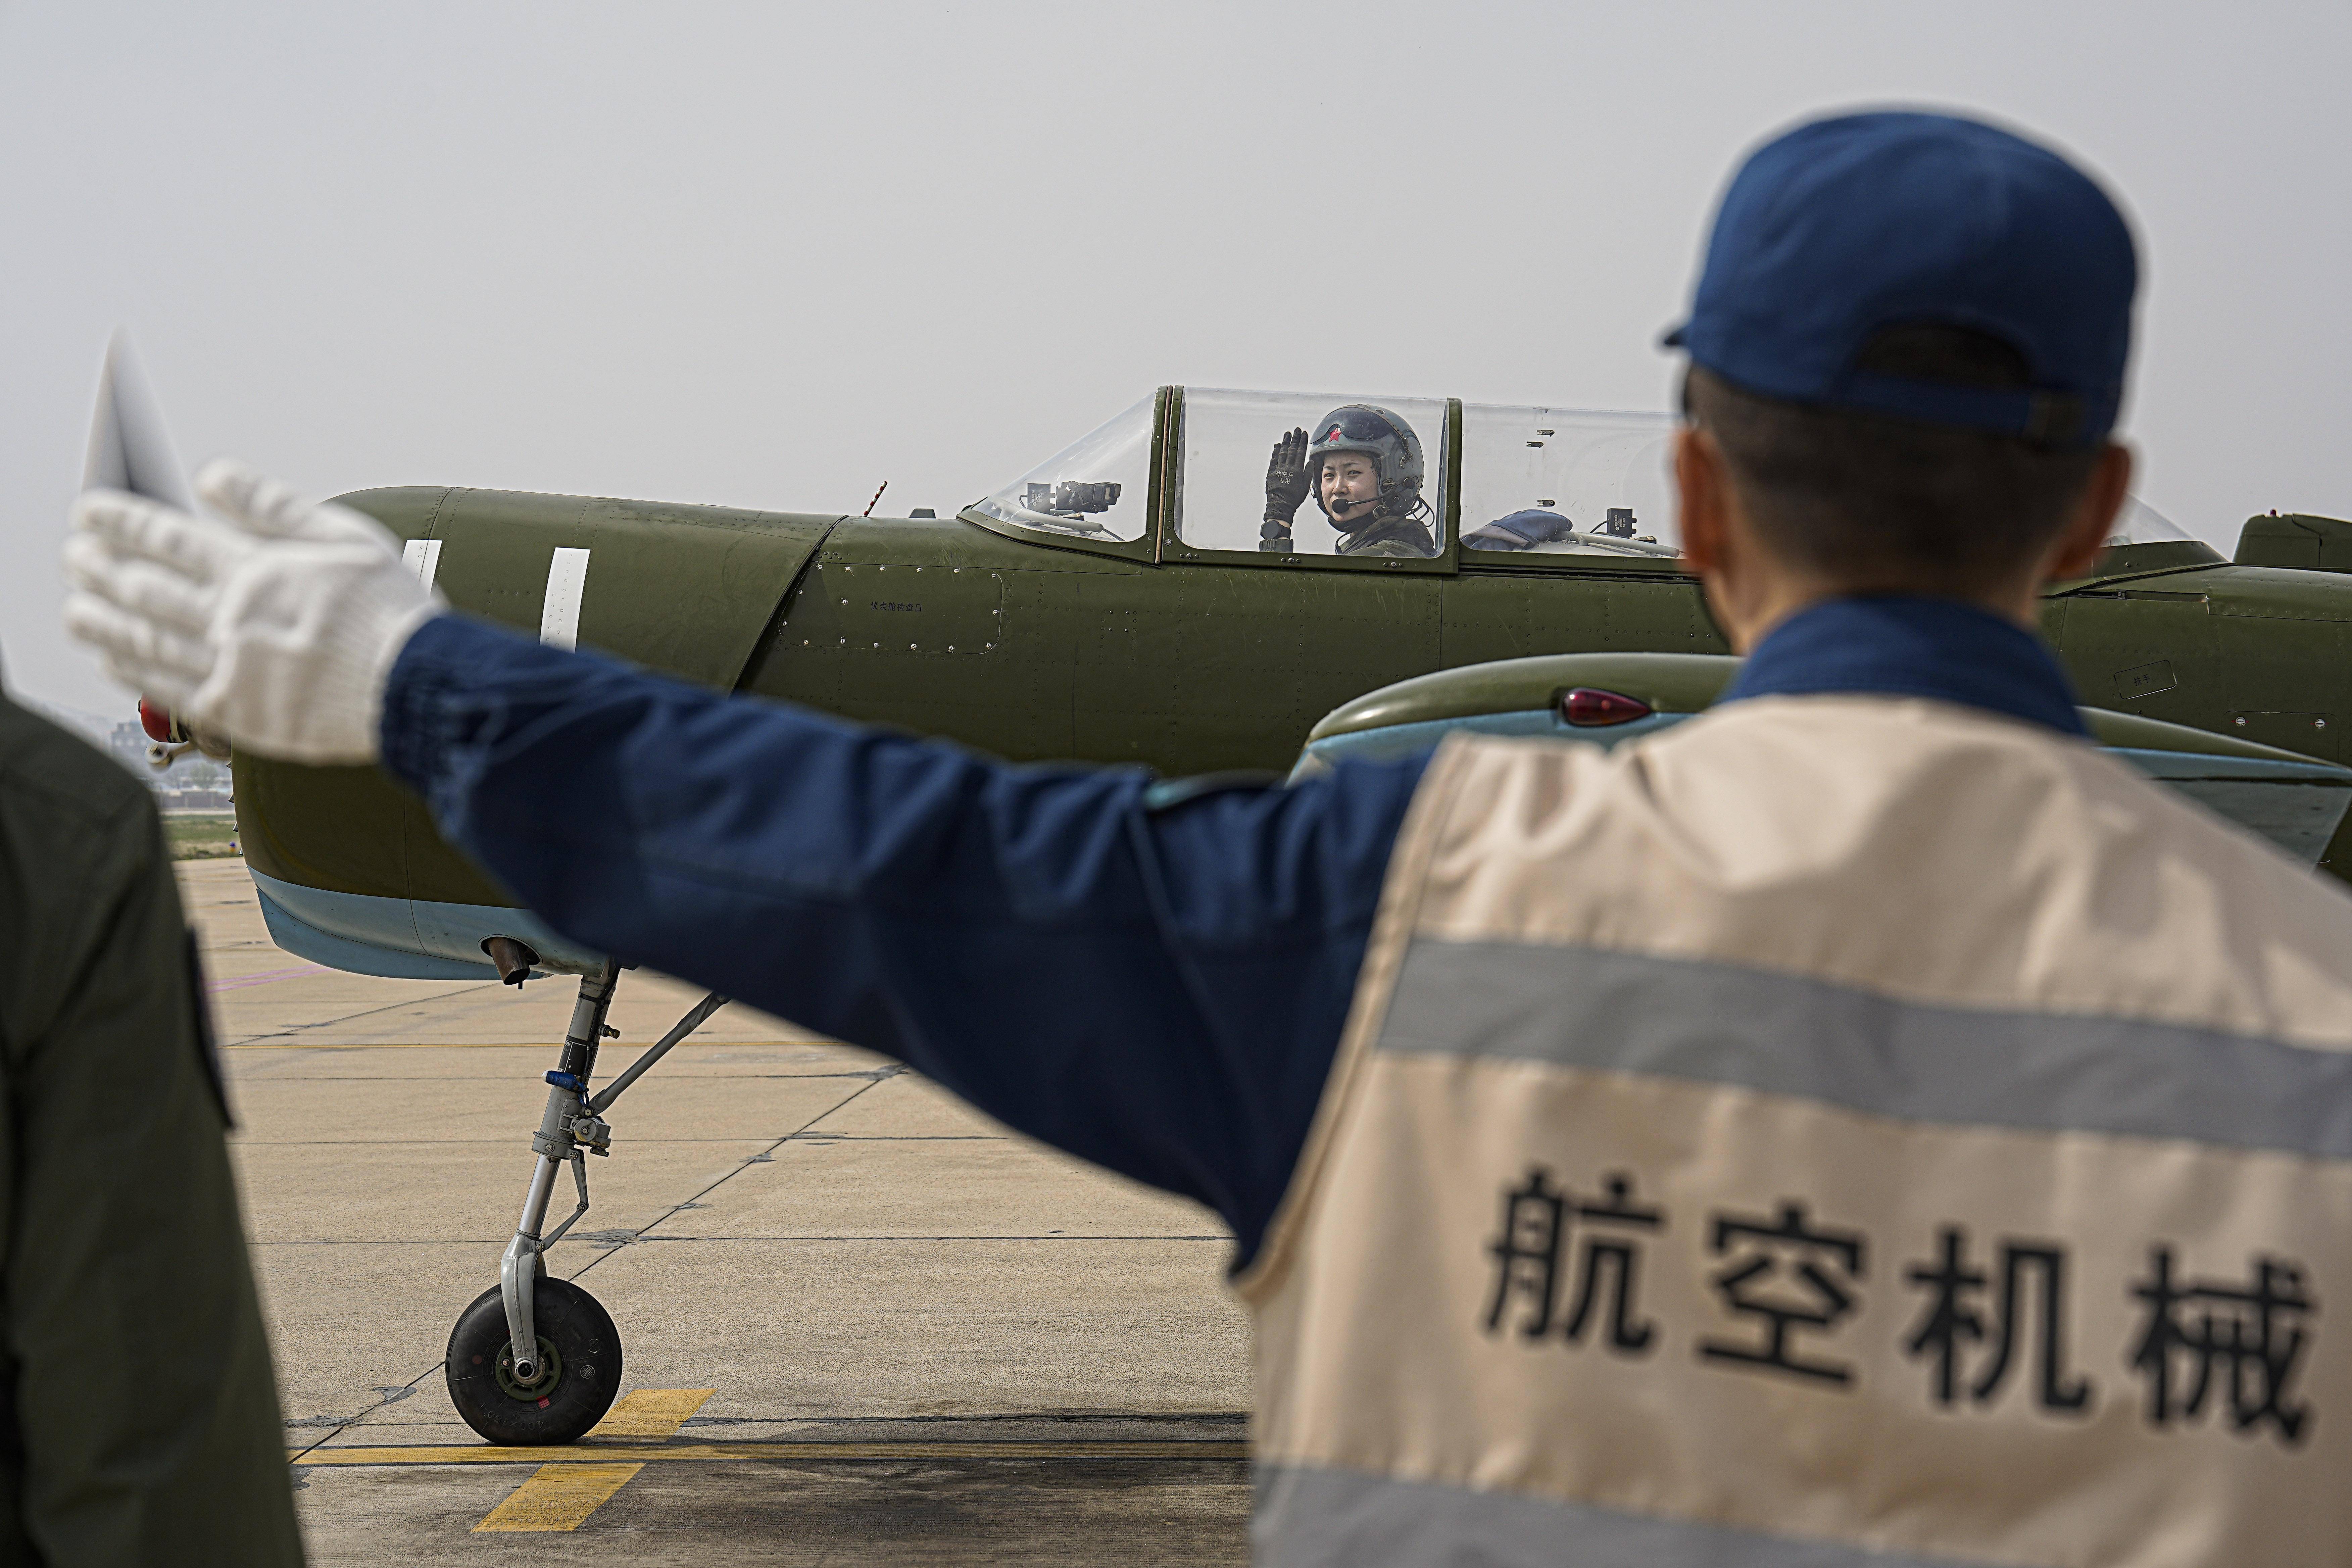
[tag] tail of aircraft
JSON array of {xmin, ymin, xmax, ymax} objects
[{"xmin": 2236, "ymin": 512, "xmax": 2352, "ymax": 572}]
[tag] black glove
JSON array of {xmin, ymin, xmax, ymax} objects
[{"xmin": 1264, "ymin": 427, "xmax": 1311, "ymax": 526}]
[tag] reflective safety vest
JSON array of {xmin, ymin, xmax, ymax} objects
[{"xmin": 1237, "ymin": 696, "xmax": 2352, "ymax": 1567}]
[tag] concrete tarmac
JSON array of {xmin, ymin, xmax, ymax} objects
[{"xmin": 185, "ymin": 860, "xmax": 1253, "ymax": 1563}]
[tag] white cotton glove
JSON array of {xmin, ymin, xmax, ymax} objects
[{"xmin": 62, "ymin": 459, "xmax": 444, "ymax": 764}]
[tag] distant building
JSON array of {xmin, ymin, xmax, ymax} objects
[
  {"xmin": 105, "ymin": 719, "xmax": 234, "ymax": 803},
  {"xmin": 107, "ymin": 719, "xmax": 150, "ymax": 772},
  {"xmin": 20, "ymin": 701, "xmax": 232, "ymax": 806}
]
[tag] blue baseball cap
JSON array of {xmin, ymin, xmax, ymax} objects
[{"xmin": 1665, "ymin": 111, "xmax": 2137, "ymax": 448}]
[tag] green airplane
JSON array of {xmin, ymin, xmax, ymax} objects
[
  {"xmin": 220, "ymin": 384, "xmax": 2352, "ymax": 979},
  {"xmin": 132, "ymin": 381, "xmax": 2352, "ymax": 1443}
]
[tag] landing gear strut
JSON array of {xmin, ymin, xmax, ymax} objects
[{"xmin": 444, "ymin": 961, "xmax": 729, "ymax": 1445}]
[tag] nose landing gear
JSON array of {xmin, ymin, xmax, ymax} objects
[
  {"xmin": 443, "ymin": 961, "xmax": 729, "ymax": 1446},
  {"xmin": 446, "ymin": 1275, "xmax": 621, "ymax": 1445}
]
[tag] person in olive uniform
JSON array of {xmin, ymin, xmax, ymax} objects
[
  {"xmin": 1260, "ymin": 404, "xmax": 1438, "ymax": 557},
  {"xmin": 0, "ymin": 687, "xmax": 303, "ymax": 1565}
]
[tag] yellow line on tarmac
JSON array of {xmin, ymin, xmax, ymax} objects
[
  {"xmin": 474, "ymin": 1465, "xmax": 640, "ymax": 1532},
  {"xmin": 470, "ymin": 1388, "xmax": 716, "ymax": 1533},
  {"xmin": 590, "ymin": 1387, "xmax": 718, "ymax": 1435},
  {"xmin": 306, "ymin": 1439, "xmax": 1249, "ymax": 1467}
]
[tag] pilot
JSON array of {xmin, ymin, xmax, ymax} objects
[
  {"xmin": 68, "ymin": 112, "xmax": 2352, "ymax": 1564},
  {"xmin": 1261, "ymin": 405, "xmax": 1436, "ymax": 557}
]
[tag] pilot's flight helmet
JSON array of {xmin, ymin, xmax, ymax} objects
[{"xmin": 1307, "ymin": 405, "xmax": 1424, "ymax": 514}]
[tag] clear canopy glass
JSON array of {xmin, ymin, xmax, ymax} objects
[
  {"xmin": 1459, "ymin": 404, "xmax": 1680, "ymax": 558},
  {"xmin": 1177, "ymin": 388, "xmax": 1450, "ymax": 556},
  {"xmin": 2103, "ymin": 496, "xmax": 2194, "ymax": 548},
  {"xmin": 970, "ymin": 394, "xmax": 1155, "ymax": 543},
  {"xmin": 973, "ymin": 391, "xmax": 2191, "ymax": 564}
]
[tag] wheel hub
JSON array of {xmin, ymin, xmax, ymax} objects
[{"xmin": 495, "ymin": 1336, "xmax": 563, "ymax": 1400}]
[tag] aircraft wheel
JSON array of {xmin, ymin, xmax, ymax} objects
[{"xmin": 445, "ymin": 1277, "xmax": 622, "ymax": 1445}]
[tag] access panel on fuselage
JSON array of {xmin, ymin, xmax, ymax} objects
[
  {"xmin": 746, "ymin": 517, "xmax": 1104, "ymax": 767},
  {"xmin": 2047, "ymin": 589, "xmax": 2223, "ymax": 744}
]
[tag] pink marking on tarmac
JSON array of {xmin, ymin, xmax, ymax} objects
[{"xmin": 208, "ymin": 963, "xmax": 328, "ymax": 993}]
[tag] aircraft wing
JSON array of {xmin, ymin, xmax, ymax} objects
[{"xmin": 1295, "ymin": 651, "xmax": 2352, "ymax": 872}]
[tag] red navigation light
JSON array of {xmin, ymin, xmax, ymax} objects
[
  {"xmin": 137, "ymin": 696, "xmax": 177, "ymax": 743},
  {"xmin": 1559, "ymin": 687, "xmax": 1654, "ymax": 727}
]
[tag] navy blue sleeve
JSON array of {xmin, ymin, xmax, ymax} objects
[{"xmin": 379, "ymin": 614, "xmax": 1426, "ymax": 1265}]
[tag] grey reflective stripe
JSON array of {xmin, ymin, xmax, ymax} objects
[
  {"xmin": 1378, "ymin": 941, "xmax": 2352, "ymax": 1161},
  {"xmin": 1255, "ymin": 1465, "xmax": 1986, "ymax": 1567}
]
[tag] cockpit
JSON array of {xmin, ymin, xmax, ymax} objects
[
  {"xmin": 966, "ymin": 388, "xmax": 2184, "ymax": 565},
  {"xmin": 967, "ymin": 389, "xmax": 1682, "ymax": 565}
]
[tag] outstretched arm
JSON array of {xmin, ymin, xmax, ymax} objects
[
  {"xmin": 382, "ymin": 614, "xmax": 1426, "ymax": 1263},
  {"xmin": 61, "ymin": 464, "xmax": 1427, "ymax": 1263}
]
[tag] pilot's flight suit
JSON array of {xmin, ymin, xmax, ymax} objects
[
  {"xmin": 0, "ymin": 692, "xmax": 302, "ymax": 1565},
  {"xmin": 1333, "ymin": 508, "xmax": 1435, "ymax": 558},
  {"xmin": 377, "ymin": 591, "xmax": 2352, "ymax": 1564}
]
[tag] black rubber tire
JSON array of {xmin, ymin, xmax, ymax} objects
[{"xmin": 445, "ymin": 1276, "xmax": 622, "ymax": 1445}]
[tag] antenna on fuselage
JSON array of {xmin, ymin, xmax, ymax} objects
[{"xmin": 862, "ymin": 481, "xmax": 888, "ymax": 518}]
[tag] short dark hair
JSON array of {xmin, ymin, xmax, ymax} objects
[{"xmin": 1684, "ymin": 326, "xmax": 2105, "ymax": 596}]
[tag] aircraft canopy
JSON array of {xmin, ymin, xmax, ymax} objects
[
  {"xmin": 969, "ymin": 393, "xmax": 1159, "ymax": 543},
  {"xmin": 970, "ymin": 391, "xmax": 2183, "ymax": 560}
]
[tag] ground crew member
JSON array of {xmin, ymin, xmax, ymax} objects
[
  {"xmin": 0, "ymin": 686, "xmax": 304, "ymax": 1564},
  {"xmin": 1262, "ymin": 404, "xmax": 1438, "ymax": 556},
  {"xmin": 63, "ymin": 110, "xmax": 2352, "ymax": 1564}
]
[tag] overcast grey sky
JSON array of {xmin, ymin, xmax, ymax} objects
[{"xmin": 5, "ymin": 2, "xmax": 2347, "ymax": 716}]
